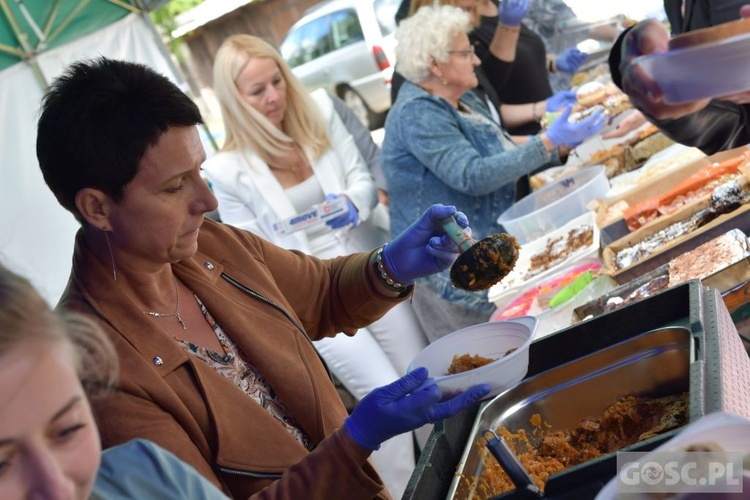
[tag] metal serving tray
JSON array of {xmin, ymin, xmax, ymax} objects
[
  {"xmin": 573, "ymin": 256, "xmax": 750, "ymax": 324},
  {"xmin": 447, "ymin": 327, "xmax": 693, "ymax": 500},
  {"xmin": 403, "ymin": 281, "xmax": 750, "ymax": 500}
]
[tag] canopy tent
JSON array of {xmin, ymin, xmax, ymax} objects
[{"xmin": 0, "ymin": 0, "xmax": 187, "ymax": 304}]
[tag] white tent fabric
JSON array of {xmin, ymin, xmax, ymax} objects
[{"xmin": 0, "ymin": 13, "xmax": 179, "ymax": 304}]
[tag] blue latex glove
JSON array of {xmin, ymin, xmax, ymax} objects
[
  {"xmin": 554, "ymin": 47, "xmax": 587, "ymax": 74},
  {"xmin": 545, "ymin": 105, "xmax": 606, "ymax": 148},
  {"xmin": 325, "ymin": 193, "xmax": 358, "ymax": 229},
  {"xmin": 382, "ymin": 204, "xmax": 470, "ymax": 285},
  {"xmin": 345, "ymin": 367, "xmax": 490, "ymax": 450},
  {"xmin": 545, "ymin": 90, "xmax": 577, "ymax": 112},
  {"xmin": 498, "ymin": 0, "xmax": 529, "ymax": 27}
]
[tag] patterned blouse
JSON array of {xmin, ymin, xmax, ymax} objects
[{"xmin": 174, "ymin": 295, "xmax": 313, "ymax": 451}]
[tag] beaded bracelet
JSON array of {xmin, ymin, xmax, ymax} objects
[{"xmin": 372, "ymin": 246, "xmax": 409, "ymax": 293}]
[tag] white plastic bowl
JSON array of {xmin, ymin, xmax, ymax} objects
[
  {"xmin": 407, "ymin": 317, "xmax": 538, "ymax": 400},
  {"xmin": 497, "ymin": 165, "xmax": 609, "ymax": 245}
]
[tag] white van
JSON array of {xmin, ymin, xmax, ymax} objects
[{"xmin": 280, "ymin": 0, "xmax": 400, "ymax": 129}]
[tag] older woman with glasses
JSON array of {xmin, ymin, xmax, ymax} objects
[{"xmin": 382, "ymin": 4, "xmax": 605, "ymax": 340}]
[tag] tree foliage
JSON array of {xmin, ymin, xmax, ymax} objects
[{"xmin": 149, "ymin": 0, "xmax": 203, "ymax": 57}]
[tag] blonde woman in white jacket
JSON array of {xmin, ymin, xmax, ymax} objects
[{"xmin": 203, "ymin": 35, "xmax": 428, "ymax": 499}]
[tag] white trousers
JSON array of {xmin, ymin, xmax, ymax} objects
[{"xmin": 313, "ymin": 300, "xmax": 428, "ymax": 499}]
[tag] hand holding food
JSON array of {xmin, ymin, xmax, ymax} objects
[
  {"xmin": 382, "ymin": 204, "xmax": 469, "ymax": 285},
  {"xmin": 344, "ymin": 367, "xmax": 490, "ymax": 450},
  {"xmin": 620, "ymin": 20, "xmax": 711, "ymax": 120},
  {"xmin": 544, "ymin": 105, "xmax": 605, "ymax": 148}
]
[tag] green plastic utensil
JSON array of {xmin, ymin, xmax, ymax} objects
[{"xmin": 548, "ymin": 271, "xmax": 594, "ymax": 309}]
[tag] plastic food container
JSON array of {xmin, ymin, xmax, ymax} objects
[
  {"xmin": 407, "ymin": 317, "xmax": 537, "ymax": 400},
  {"xmin": 497, "ymin": 166, "xmax": 609, "ymax": 245},
  {"xmin": 488, "ymin": 211, "xmax": 601, "ymax": 308},
  {"xmin": 490, "ymin": 259, "xmax": 603, "ymax": 321},
  {"xmin": 634, "ymin": 31, "xmax": 750, "ymax": 104}
]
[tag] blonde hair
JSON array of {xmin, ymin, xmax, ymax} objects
[
  {"xmin": 396, "ymin": 4, "xmax": 474, "ymax": 83},
  {"xmin": 212, "ymin": 34, "xmax": 330, "ymax": 166},
  {"xmin": 0, "ymin": 264, "xmax": 118, "ymax": 397}
]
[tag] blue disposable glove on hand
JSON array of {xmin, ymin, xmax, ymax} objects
[
  {"xmin": 382, "ymin": 204, "xmax": 470, "ymax": 285},
  {"xmin": 545, "ymin": 105, "xmax": 605, "ymax": 148},
  {"xmin": 554, "ymin": 47, "xmax": 587, "ymax": 74},
  {"xmin": 325, "ymin": 193, "xmax": 358, "ymax": 229},
  {"xmin": 545, "ymin": 90, "xmax": 577, "ymax": 112},
  {"xmin": 345, "ymin": 367, "xmax": 490, "ymax": 450},
  {"xmin": 498, "ymin": 0, "xmax": 529, "ymax": 27}
]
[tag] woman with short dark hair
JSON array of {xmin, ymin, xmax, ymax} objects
[{"xmin": 35, "ymin": 56, "xmax": 488, "ymax": 499}]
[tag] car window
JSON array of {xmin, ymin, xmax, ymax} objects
[
  {"xmin": 330, "ymin": 8, "xmax": 364, "ymax": 50},
  {"xmin": 374, "ymin": 0, "xmax": 400, "ymax": 36},
  {"xmin": 280, "ymin": 29, "xmax": 303, "ymax": 67},
  {"xmin": 281, "ymin": 16, "xmax": 332, "ymax": 67}
]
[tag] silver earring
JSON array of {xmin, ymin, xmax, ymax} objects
[
  {"xmin": 103, "ymin": 229, "xmax": 117, "ymax": 282},
  {"xmin": 441, "ymin": 77, "xmax": 449, "ymax": 86}
]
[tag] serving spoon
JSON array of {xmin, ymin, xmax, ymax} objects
[{"xmin": 442, "ymin": 217, "xmax": 520, "ymax": 291}]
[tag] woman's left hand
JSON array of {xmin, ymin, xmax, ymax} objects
[
  {"xmin": 382, "ymin": 204, "xmax": 470, "ymax": 284},
  {"xmin": 325, "ymin": 194, "xmax": 359, "ymax": 229}
]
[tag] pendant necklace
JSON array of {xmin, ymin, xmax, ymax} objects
[{"xmin": 144, "ymin": 274, "xmax": 187, "ymax": 330}]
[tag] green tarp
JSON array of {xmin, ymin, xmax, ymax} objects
[{"xmin": 0, "ymin": 0, "xmax": 138, "ymax": 72}]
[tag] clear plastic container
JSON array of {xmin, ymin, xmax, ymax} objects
[
  {"xmin": 488, "ymin": 211, "xmax": 601, "ymax": 308},
  {"xmin": 635, "ymin": 31, "xmax": 750, "ymax": 104},
  {"xmin": 407, "ymin": 317, "xmax": 538, "ymax": 400},
  {"xmin": 497, "ymin": 166, "xmax": 609, "ymax": 244}
]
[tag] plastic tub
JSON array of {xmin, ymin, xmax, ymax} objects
[
  {"xmin": 407, "ymin": 317, "xmax": 538, "ymax": 400},
  {"xmin": 488, "ymin": 211, "xmax": 600, "ymax": 308},
  {"xmin": 497, "ymin": 166, "xmax": 609, "ymax": 244},
  {"xmin": 634, "ymin": 30, "xmax": 750, "ymax": 104},
  {"xmin": 489, "ymin": 258, "xmax": 603, "ymax": 321}
]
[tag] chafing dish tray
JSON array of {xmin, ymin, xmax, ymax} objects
[
  {"xmin": 447, "ymin": 326, "xmax": 692, "ymax": 499},
  {"xmin": 573, "ymin": 255, "xmax": 750, "ymax": 323},
  {"xmin": 404, "ymin": 281, "xmax": 750, "ymax": 500}
]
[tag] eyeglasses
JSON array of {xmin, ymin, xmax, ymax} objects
[{"xmin": 449, "ymin": 46, "xmax": 476, "ymax": 59}]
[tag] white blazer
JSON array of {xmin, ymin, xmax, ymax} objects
[{"xmin": 203, "ymin": 89, "xmax": 384, "ymax": 256}]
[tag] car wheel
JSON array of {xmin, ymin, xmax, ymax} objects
[{"xmin": 341, "ymin": 87, "xmax": 383, "ymax": 130}]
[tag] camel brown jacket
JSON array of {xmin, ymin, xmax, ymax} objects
[{"xmin": 60, "ymin": 219, "xmax": 404, "ymax": 499}]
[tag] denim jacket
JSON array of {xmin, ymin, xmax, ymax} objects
[{"xmin": 382, "ymin": 82, "xmax": 561, "ymax": 312}]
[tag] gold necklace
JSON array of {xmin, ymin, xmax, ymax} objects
[
  {"xmin": 144, "ymin": 275, "xmax": 187, "ymax": 330},
  {"xmin": 269, "ymin": 145, "xmax": 307, "ymax": 174}
]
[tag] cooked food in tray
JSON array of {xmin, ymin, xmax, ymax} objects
[
  {"xmin": 579, "ymin": 126, "xmax": 675, "ymax": 179},
  {"xmin": 604, "ymin": 144, "xmax": 707, "ymax": 207},
  {"xmin": 577, "ymin": 229, "xmax": 749, "ymax": 321},
  {"xmin": 528, "ymin": 226, "xmax": 594, "ymax": 277},
  {"xmin": 614, "ymin": 181, "xmax": 750, "ymax": 271},
  {"xmin": 461, "ymin": 392, "xmax": 689, "ymax": 497},
  {"xmin": 668, "ymin": 229, "xmax": 750, "ymax": 287},
  {"xmin": 624, "ymin": 151, "xmax": 750, "ymax": 230}
]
